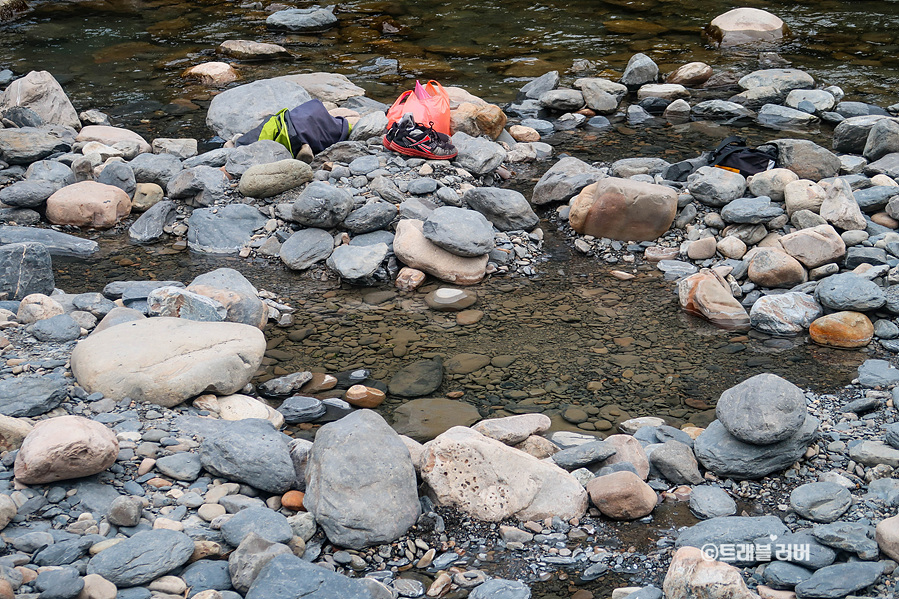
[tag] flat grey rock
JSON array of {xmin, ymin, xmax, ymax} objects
[
  {"xmin": 221, "ymin": 506, "xmax": 293, "ymax": 546},
  {"xmin": 676, "ymin": 516, "xmax": 789, "ymax": 565},
  {"xmin": 463, "ymin": 187, "xmax": 538, "ymax": 231},
  {"xmin": 199, "ymin": 418, "xmax": 296, "ymax": 494},
  {"xmin": 789, "ymin": 482, "xmax": 851, "ymax": 523},
  {"xmin": 0, "ymin": 241, "xmax": 54, "ymax": 300},
  {"xmin": 187, "ymin": 204, "xmax": 268, "ymax": 254},
  {"xmin": 795, "ymin": 561, "xmax": 883, "ymax": 599},
  {"xmin": 689, "ymin": 486, "xmax": 737, "ymax": 520},
  {"xmin": 87, "ymin": 529, "xmax": 194, "ymax": 587},
  {"xmin": 280, "ymin": 228, "xmax": 333, "ymax": 271},
  {"xmin": 0, "ymin": 226, "xmax": 98, "ymax": 257},
  {"xmin": 0, "ymin": 372, "xmax": 68, "ymax": 417},
  {"xmin": 246, "ymin": 553, "xmax": 371, "ymax": 599}
]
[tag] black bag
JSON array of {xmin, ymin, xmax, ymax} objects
[{"xmin": 709, "ymin": 136, "xmax": 778, "ymax": 177}]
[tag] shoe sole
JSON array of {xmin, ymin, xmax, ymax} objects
[{"xmin": 383, "ymin": 136, "xmax": 457, "ymax": 160}]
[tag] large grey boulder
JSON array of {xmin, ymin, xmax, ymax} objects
[
  {"xmin": 326, "ymin": 243, "xmax": 388, "ymax": 285},
  {"xmin": 620, "ymin": 53, "xmax": 658, "ymax": 87},
  {"xmin": 451, "ymin": 132, "xmax": 506, "ymax": 176},
  {"xmin": 423, "ymin": 206, "xmax": 495, "ymax": 257},
  {"xmin": 814, "ymin": 272, "xmax": 885, "ymax": 311},
  {"xmin": 87, "ymin": 529, "xmax": 194, "ymax": 587},
  {"xmin": 687, "ymin": 166, "xmax": 747, "ymax": 207},
  {"xmin": 304, "ymin": 410, "xmax": 420, "ymax": 549},
  {"xmin": 694, "ymin": 416, "xmax": 819, "ymax": 479},
  {"xmin": 795, "ymin": 562, "xmax": 883, "ymax": 599},
  {"xmin": 200, "ymin": 418, "xmax": 296, "ymax": 494},
  {"xmin": 0, "ymin": 372, "xmax": 68, "ymax": 417},
  {"xmin": 0, "ymin": 71, "xmax": 80, "ymax": 130},
  {"xmin": 166, "ymin": 165, "xmax": 229, "ymax": 206},
  {"xmin": 0, "ymin": 127, "xmax": 72, "ymax": 164},
  {"xmin": 187, "ymin": 204, "xmax": 268, "ymax": 254},
  {"xmin": 228, "ymin": 533, "xmax": 291, "ymax": 594},
  {"xmin": 266, "ymin": 7, "xmax": 337, "ymax": 31},
  {"xmin": 833, "ymin": 115, "xmax": 889, "ymax": 154},
  {"xmin": 343, "ymin": 201, "xmax": 396, "ymax": 234},
  {"xmin": 97, "ymin": 161, "xmax": 136, "ymax": 198},
  {"xmin": 0, "ymin": 226, "xmax": 98, "ymax": 257},
  {"xmin": 221, "ymin": 506, "xmax": 293, "ymax": 546},
  {"xmin": 279, "ymin": 228, "xmax": 333, "ymax": 270},
  {"xmin": 129, "ymin": 152, "xmax": 183, "ymax": 188},
  {"xmin": 789, "ymin": 482, "xmax": 851, "ymax": 523},
  {"xmin": 129, "ymin": 200, "xmax": 176, "ymax": 243},
  {"xmin": 463, "ymin": 187, "xmax": 539, "ymax": 231},
  {"xmin": 864, "ymin": 118, "xmax": 899, "ymax": 162},
  {"xmin": 291, "ymin": 181, "xmax": 354, "ymax": 228},
  {"xmin": 648, "ymin": 440, "xmax": 703, "ymax": 484},
  {"xmin": 0, "ymin": 179, "xmax": 60, "ymax": 208},
  {"xmin": 206, "ymin": 78, "xmax": 312, "ymax": 140},
  {"xmin": 0, "ymin": 242, "xmax": 54, "ymax": 300},
  {"xmin": 772, "ymin": 139, "xmax": 841, "ymax": 181},
  {"xmin": 246, "ymin": 553, "xmax": 371, "ymax": 599},
  {"xmin": 676, "ymin": 516, "xmax": 789, "ymax": 565},
  {"xmin": 531, "ymin": 156, "xmax": 605, "ymax": 205},
  {"xmin": 716, "ymin": 373, "xmax": 807, "ymax": 445}
]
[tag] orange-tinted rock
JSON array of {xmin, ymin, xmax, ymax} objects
[
  {"xmin": 747, "ymin": 249, "xmax": 807, "ymax": 288},
  {"xmin": 456, "ymin": 309, "xmax": 484, "ymax": 325},
  {"xmin": 183, "ymin": 62, "xmax": 239, "ymax": 86},
  {"xmin": 809, "ymin": 311, "xmax": 873, "ymax": 348},
  {"xmin": 664, "ymin": 546, "xmax": 756, "ymax": 599},
  {"xmin": 451, "ymin": 102, "xmax": 507, "ymax": 140},
  {"xmin": 779, "ymin": 224, "xmax": 846, "ymax": 268},
  {"xmin": 281, "ymin": 490, "xmax": 305, "ymax": 511},
  {"xmin": 872, "ymin": 212, "xmax": 899, "ymax": 228},
  {"xmin": 678, "ymin": 270, "xmax": 750, "ymax": 330},
  {"xmin": 585, "ymin": 471, "xmax": 657, "ymax": 520},
  {"xmin": 666, "ymin": 62, "xmax": 714, "ymax": 86},
  {"xmin": 344, "ymin": 384, "xmax": 386, "ymax": 408},
  {"xmin": 395, "ymin": 267, "xmax": 427, "ymax": 291},
  {"xmin": 301, "ymin": 373, "xmax": 337, "ymax": 393},
  {"xmin": 509, "ymin": 125, "xmax": 540, "ymax": 142},
  {"xmin": 644, "ymin": 246, "xmax": 680, "ymax": 262},
  {"xmin": 46, "ymin": 181, "xmax": 131, "ymax": 229},
  {"xmin": 569, "ymin": 178, "xmax": 677, "ymax": 242}
]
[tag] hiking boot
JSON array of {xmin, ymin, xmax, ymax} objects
[{"xmin": 383, "ymin": 114, "xmax": 457, "ymax": 160}]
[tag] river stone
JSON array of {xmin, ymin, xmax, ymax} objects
[
  {"xmin": 0, "ymin": 179, "xmax": 60, "ymax": 208},
  {"xmin": 279, "ymin": 228, "xmax": 333, "ymax": 270},
  {"xmin": 278, "ymin": 395, "xmax": 326, "ymax": 423},
  {"xmin": 206, "ymin": 78, "xmax": 312, "ymax": 140},
  {"xmin": 14, "ymin": 415, "xmax": 117, "ymax": 484},
  {"xmin": 182, "ymin": 560, "xmax": 232, "ymax": 595},
  {"xmin": 200, "ymin": 418, "xmax": 295, "ymax": 493},
  {"xmin": 0, "ymin": 372, "xmax": 67, "ymax": 417},
  {"xmin": 779, "ymin": 224, "xmax": 846, "ymax": 268},
  {"xmin": 424, "ymin": 288, "xmax": 477, "ymax": 311},
  {"xmin": 695, "ymin": 416, "xmax": 819, "ymax": 479},
  {"xmin": 687, "ymin": 166, "xmax": 747, "ymax": 207},
  {"xmin": 239, "ymin": 159, "xmax": 312, "ymax": 198},
  {"xmin": 764, "ymin": 562, "xmax": 813, "ymax": 590},
  {"xmin": 97, "ymin": 160, "xmax": 136, "ymax": 198},
  {"xmin": 569, "ymin": 177, "xmax": 677, "ymax": 241},
  {"xmin": 128, "ymin": 152, "xmax": 183, "ymax": 188},
  {"xmin": 520, "ymin": 71, "xmax": 560, "ymax": 100},
  {"xmin": 795, "ymin": 562, "xmax": 883, "ymax": 599},
  {"xmin": 758, "ymin": 104, "xmax": 819, "ymax": 128},
  {"xmin": 689, "ymin": 486, "xmax": 737, "ymax": 519},
  {"xmin": 388, "ymin": 358, "xmax": 443, "ymax": 398},
  {"xmin": 267, "ymin": 7, "xmax": 336, "ymax": 31},
  {"xmin": 45, "ymin": 180, "xmax": 132, "ymax": 229},
  {"xmin": 473, "ymin": 413, "xmax": 551, "ymax": 445},
  {"xmin": 423, "ymin": 206, "xmax": 495, "ymax": 257},
  {"xmin": 649, "ymin": 440, "xmax": 703, "ymax": 484},
  {"xmin": 462, "ymin": 187, "xmax": 538, "ymax": 231},
  {"xmin": 291, "ymin": 181, "xmax": 354, "ymax": 228},
  {"xmin": 246, "ymin": 553, "xmax": 370, "ymax": 599},
  {"xmin": 773, "ymin": 139, "xmax": 841, "ymax": 181},
  {"xmin": 749, "ymin": 292, "xmax": 822, "ymax": 335},
  {"xmin": 691, "ymin": 100, "xmax": 755, "ymax": 121},
  {"xmin": 167, "ymin": 165, "xmax": 229, "ymax": 206},
  {"xmin": 739, "ymin": 69, "xmax": 814, "ymax": 94},
  {"xmin": 531, "ymin": 156, "xmax": 605, "ymax": 205},
  {"xmin": 219, "ymin": 39, "xmax": 289, "ymax": 59},
  {"xmin": 863, "ymin": 117, "xmax": 899, "ymax": 162},
  {"xmin": 70, "ymin": 317, "xmax": 265, "ymax": 407},
  {"xmin": 814, "ymin": 272, "xmax": 885, "ymax": 311},
  {"xmin": 676, "ymin": 516, "xmax": 790, "ymax": 562},
  {"xmin": 858, "ymin": 185, "xmax": 899, "ymax": 212},
  {"xmin": 326, "ymin": 243, "xmax": 388, "ymax": 285},
  {"xmin": 27, "ymin": 312, "xmax": 81, "ymax": 342},
  {"xmin": 88, "ymin": 529, "xmax": 194, "ymax": 587},
  {"xmin": 129, "ymin": 199, "xmax": 175, "ymax": 243},
  {"xmin": 228, "ymin": 533, "xmax": 291, "ymax": 594},
  {"xmin": 451, "ymin": 132, "xmax": 506, "ymax": 175},
  {"xmin": 0, "ymin": 127, "xmax": 71, "ymax": 164},
  {"xmin": 789, "ymin": 482, "xmax": 851, "ymax": 523},
  {"xmin": 469, "ymin": 579, "xmax": 531, "ymax": 599},
  {"xmin": 156, "ymin": 452, "xmax": 202, "ymax": 481},
  {"xmin": 348, "ymin": 110, "xmax": 388, "ymax": 142},
  {"xmin": 834, "ymin": 115, "xmax": 889, "ymax": 154},
  {"xmin": 721, "ymin": 196, "xmax": 784, "ymax": 224},
  {"xmin": 221, "ymin": 506, "xmax": 292, "ymax": 546},
  {"xmin": 539, "ymin": 89, "xmax": 584, "ymax": 112},
  {"xmin": 186, "ymin": 268, "xmax": 267, "ymax": 329},
  {"xmin": 859, "ymin": 359, "xmax": 899, "ymax": 387},
  {"xmin": 0, "ymin": 242, "xmax": 54, "ymax": 300},
  {"xmin": 390, "ymin": 398, "xmax": 479, "ymax": 442},
  {"xmin": 809, "ymin": 311, "xmax": 873, "ymax": 348},
  {"xmin": 225, "ymin": 140, "xmax": 292, "ymax": 177},
  {"xmin": 678, "ymin": 269, "xmax": 751, "ymax": 330},
  {"xmin": 586, "ymin": 470, "xmax": 657, "ymax": 520},
  {"xmin": 393, "ymin": 219, "xmax": 488, "ymax": 285},
  {"xmin": 620, "ymin": 53, "xmax": 658, "ymax": 87},
  {"xmin": 421, "ymin": 426, "xmax": 588, "ymax": 521},
  {"xmin": 577, "ymin": 79, "xmax": 626, "ymax": 113},
  {"xmin": 0, "ymin": 70, "xmax": 80, "ymax": 129},
  {"xmin": 811, "ymin": 521, "xmax": 879, "ymax": 560},
  {"xmin": 708, "ymin": 8, "xmax": 787, "ymax": 47},
  {"xmin": 552, "ymin": 440, "xmax": 616, "ymax": 469},
  {"xmin": 343, "ymin": 201, "xmax": 396, "ymax": 234},
  {"xmin": 819, "ymin": 177, "xmax": 866, "ymax": 230},
  {"xmin": 305, "ymin": 410, "xmax": 420, "ymax": 548},
  {"xmin": 187, "ymin": 204, "xmax": 268, "ymax": 254}
]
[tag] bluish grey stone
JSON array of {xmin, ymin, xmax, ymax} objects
[
  {"xmin": 277, "ymin": 396, "xmax": 326, "ymax": 423},
  {"xmin": 266, "ymin": 7, "xmax": 337, "ymax": 31},
  {"xmin": 246, "ymin": 553, "xmax": 371, "ymax": 598},
  {"xmin": 649, "ymin": 440, "xmax": 703, "ymax": 485},
  {"xmin": 184, "ymin": 148, "xmax": 231, "ymax": 169},
  {"xmin": 789, "ymin": 482, "xmax": 851, "ymax": 523},
  {"xmin": 716, "ymin": 373, "xmax": 807, "ymax": 446},
  {"xmin": 531, "ymin": 156, "xmax": 605, "ymax": 206},
  {"xmin": 844, "ymin": 394, "xmax": 882, "ymax": 414},
  {"xmin": 156, "ymin": 453, "xmax": 203, "ymax": 481},
  {"xmin": 25, "ymin": 160, "xmax": 75, "ymax": 185},
  {"xmin": 116, "ymin": 588, "xmax": 152, "ymax": 599},
  {"xmin": 35, "ymin": 565, "xmax": 83, "ymax": 599},
  {"xmin": 689, "ymin": 486, "xmax": 737, "ymax": 520},
  {"xmin": 348, "ymin": 154, "xmax": 380, "ymax": 176},
  {"xmin": 451, "ymin": 132, "xmax": 506, "ymax": 176},
  {"xmin": 129, "ymin": 152, "xmax": 183, "ymax": 188},
  {"xmin": 98, "ymin": 161, "xmax": 136, "ymax": 197},
  {"xmin": 795, "ymin": 562, "xmax": 883, "ymax": 598},
  {"xmin": 814, "ymin": 273, "xmax": 884, "ymax": 311},
  {"xmin": 27, "ymin": 313, "xmax": 80, "ymax": 342},
  {"xmin": 87, "ymin": 529, "xmax": 194, "ymax": 587},
  {"xmin": 102, "ymin": 280, "xmax": 185, "ymax": 299},
  {"xmin": 469, "ymin": 579, "xmax": 532, "ymax": 599},
  {"xmin": 620, "ymin": 53, "xmax": 658, "ymax": 87},
  {"xmin": 0, "ymin": 179, "xmax": 59, "ymax": 207},
  {"xmin": 844, "ymin": 246, "xmax": 889, "ymax": 269},
  {"xmin": 520, "ymin": 71, "xmax": 559, "ymax": 100},
  {"xmin": 349, "ymin": 230, "xmax": 394, "ymax": 249},
  {"xmin": 199, "ymin": 418, "xmax": 296, "ymax": 494},
  {"xmin": 407, "ymin": 178, "xmax": 438, "ymax": 195},
  {"xmin": 676, "ymin": 516, "xmax": 789, "ymax": 565},
  {"xmin": 399, "ymin": 198, "xmax": 436, "ymax": 220},
  {"xmin": 463, "ymin": 187, "xmax": 538, "ymax": 231},
  {"xmin": 208, "ymin": 81, "xmax": 313, "ymax": 140},
  {"xmin": 280, "ymin": 228, "xmax": 333, "ymax": 271},
  {"xmin": 129, "ymin": 200, "xmax": 175, "ymax": 243},
  {"xmin": 221, "ymin": 507, "xmax": 293, "ymax": 546},
  {"xmin": 691, "ymin": 100, "xmax": 755, "ymax": 121},
  {"xmin": 187, "ymin": 267, "xmax": 266, "ymax": 329},
  {"xmin": 187, "ymin": 204, "xmax": 268, "ymax": 254},
  {"xmin": 0, "ymin": 225, "xmax": 98, "ymax": 257},
  {"xmin": 854, "ymin": 185, "xmax": 899, "ymax": 212},
  {"xmin": 765, "ymin": 561, "xmax": 813, "ymax": 590},
  {"xmin": 836, "ymin": 101, "xmax": 890, "ymax": 118},
  {"xmin": 694, "ymin": 416, "xmax": 819, "ymax": 479},
  {"xmin": 0, "ymin": 127, "xmax": 71, "ymax": 165},
  {"xmin": 33, "ymin": 536, "xmax": 94, "ymax": 566},
  {"xmin": 388, "ymin": 358, "xmax": 443, "ymax": 399},
  {"xmin": 520, "ymin": 118, "xmax": 554, "ymax": 135},
  {"xmin": 551, "ymin": 441, "xmax": 616, "ymax": 469},
  {"xmin": 539, "ymin": 89, "xmax": 585, "ymax": 112},
  {"xmin": 866, "ymin": 477, "xmax": 899, "ymax": 505},
  {"xmin": 225, "ymin": 140, "xmax": 292, "ymax": 177},
  {"xmin": 291, "ymin": 181, "xmax": 354, "ymax": 228},
  {"xmin": 326, "ymin": 243, "xmax": 388, "ymax": 285},
  {"xmin": 757, "ymin": 104, "xmax": 818, "ymax": 128},
  {"xmin": 811, "ymin": 521, "xmax": 879, "ymax": 559},
  {"xmin": 423, "ymin": 206, "xmax": 495, "ymax": 257},
  {"xmin": 769, "ymin": 530, "xmax": 837, "ymax": 570},
  {"xmin": 886, "ymin": 421, "xmax": 899, "ymax": 449},
  {"xmin": 857, "ymin": 359, "xmax": 899, "ymax": 387},
  {"xmin": 167, "ymin": 165, "xmax": 228, "ymax": 206},
  {"xmin": 0, "ymin": 372, "xmax": 67, "ymax": 417},
  {"xmin": 0, "ymin": 241, "xmax": 54, "ymax": 300},
  {"xmin": 655, "ymin": 425, "xmax": 693, "ymax": 447},
  {"xmin": 720, "ymin": 196, "xmax": 784, "ymax": 224},
  {"xmin": 182, "ymin": 559, "xmax": 232, "ymax": 597},
  {"xmin": 343, "ymin": 202, "xmax": 396, "ymax": 234}
]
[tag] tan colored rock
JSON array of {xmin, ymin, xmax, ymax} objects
[
  {"xmin": 0, "ymin": 70, "xmax": 80, "ymax": 130},
  {"xmin": 399, "ymin": 434, "xmax": 424, "ymax": 470},
  {"xmin": 0, "ymin": 414, "xmax": 32, "ymax": 452},
  {"xmin": 809, "ymin": 311, "xmax": 873, "ymax": 348},
  {"xmin": 443, "ymin": 86, "xmax": 488, "ymax": 109},
  {"xmin": 637, "ymin": 84, "xmax": 689, "ymax": 101},
  {"xmin": 784, "ymin": 180, "xmax": 826, "ymax": 216},
  {"xmin": 778, "ymin": 224, "xmax": 846, "ymax": 268},
  {"xmin": 644, "ymin": 246, "xmax": 680, "ymax": 262},
  {"xmin": 666, "ymin": 62, "xmax": 713, "ymax": 86},
  {"xmin": 420, "ymin": 426, "xmax": 588, "ymax": 521},
  {"xmin": 872, "ymin": 212, "xmax": 898, "ymax": 229},
  {"xmin": 76, "ymin": 125, "xmax": 151, "ymax": 155},
  {"xmin": 344, "ymin": 384, "xmax": 386, "ymax": 408},
  {"xmin": 70, "ymin": 317, "xmax": 266, "ymax": 408},
  {"xmin": 132, "ymin": 183, "xmax": 164, "ymax": 212},
  {"xmin": 393, "ymin": 219, "xmax": 487, "ymax": 286},
  {"xmin": 0, "ymin": 494, "xmax": 16, "ymax": 531},
  {"xmin": 216, "ymin": 394, "xmax": 284, "ymax": 428},
  {"xmin": 14, "ymin": 415, "xmax": 118, "ymax": 484},
  {"xmin": 747, "ymin": 249, "xmax": 807, "ymax": 288},
  {"xmin": 717, "ymin": 236, "xmax": 747, "ymax": 259},
  {"xmin": 183, "ymin": 62, "xmax": 239, "ymax": 86},
  {"xmin": 218, "ymin": 40, "xmax": 290, "ymax": 59},
  {"xmin": 514, "ymin": 435, "xmax": 560, "ymax": 459},
  {"xmin": 394, "ymin": 267, "xmax": 426, "ymax": 291},
  {"xmin": 876, "ymin": 514, "xmax": 899, "ymax": 561},
  {"xmin": 748, "ymin": 168, "xmax": 799, "ymax": 202},
  {"xmin": 17, "ymin": 293, "xmax": 63, "ymax": 324},
  {"xmin": 599, "ymin": 434, "xmax": 650, "ymax": 479},
  {"xmin": 509, "ymin": 125, "xmax": 540, "ymax": 142},
  {"xmin": 820, "ymin": 178, "xmax": 867, "ymax": 231},
  {"xmin": 79, "ymin": 574, "xmax": 118, "ymax": 599},
  {"xmin": 472, "ymin": 413, "xmax": 551, "ymax": 446},
  {"xmin": 569, "ymin": 178, "xmax": 677, "ymax": 242},
  {"xmin": 687, "ymin": 236, "xmax": 717, "ymax": 260},
  {"xmin": 46, "ymin": 181, "xmax": 131, "ymax": 229},
  {"xmin": 707, "ymin": 7, "xmax": 787, "ymax": 47},
  {"xmin": 664, "ymin": 546, "xmax": 757, "ymax": 599},
  {"xmin": 757, "ymin": 586, "xmax": 795, "ymax": 599},
  {"xmin": 586, "ymin": 471, "xmax": 657, "ymax": 520},
  {"xmin": 451, "ymin": 102, "xmax": 506, "ymax": 140},
  {"xmin": 678, "ymin": 269, "xmax": 750, "ymax": 330}
]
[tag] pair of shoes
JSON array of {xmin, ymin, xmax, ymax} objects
[{"xmin": 383, "ymin": 113, "xmax": 457, "ymax": 159}]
